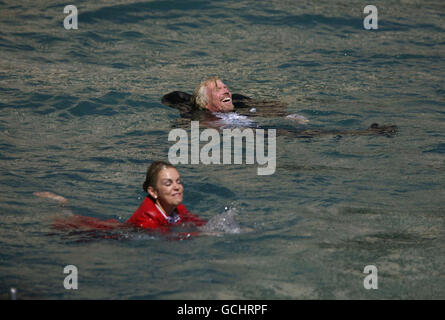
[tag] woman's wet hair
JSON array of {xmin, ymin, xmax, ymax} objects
[
  {"xmin": 142, "ymin": 161, "xmax": 176, "ymax": 193},
  {"xmin": 192, "ymin": 76, "xmax": 221, "ymax": 109}
]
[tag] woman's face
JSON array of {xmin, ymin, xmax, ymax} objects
[{"xmin": 149, "ymin": 167, "xmax": 184, "ymax": 212}]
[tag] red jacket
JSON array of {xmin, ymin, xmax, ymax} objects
[
  {"xmin": 52, "ymin": 197, "xmax": 205, "ymax": 235},
  {"xmin": 126, "ymin": 196, "xmax": 206, "ymax": 230}
]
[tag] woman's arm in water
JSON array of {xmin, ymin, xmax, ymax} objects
[
  {"xmin": 33, "ymin": 191, "xmax": 69, "ymax": 204},
  {"xmin": 34, "ymin": 191, "xmax": 73, "ymax": 216}
]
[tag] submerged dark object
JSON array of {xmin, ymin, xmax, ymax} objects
[
  {"xmin": 162, "ymin": 91, "xmax": 253, "ymax": 117},
  {"xmin": 161, "ymin": 91, "xmax": 398, "ymax": 137},
  {"xmin": 290, "ymin": 122, "xmax": 399, "ymax": 138}
]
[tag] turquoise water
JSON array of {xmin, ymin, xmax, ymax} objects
[{"xmin": 0, "ymin": 0, "xmax": 444, "ymax": 299}]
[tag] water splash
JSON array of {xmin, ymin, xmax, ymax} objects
[
  {"xmin": 212, "ymin": 112, "xmax": 256, "ymax": 129},
  {"xmin": 286, "ymin": 113, "xmax": 309, "ymax": 124},
  {"xmin": 199, "ymin": 205, "xmax": 242, "ymax": 234}
]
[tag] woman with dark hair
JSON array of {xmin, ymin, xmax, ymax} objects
[
  {"xmin": 126, "ymin": 161, "xmax": 205, "ymax": 230},
  {"xmin": 35, "ymin": 161, "xmax": 206, "ymax": 233}
]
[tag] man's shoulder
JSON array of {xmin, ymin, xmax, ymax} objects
[
  {"xmin": 161, "ymin": 91, "xmax": 252, "ymax": 112},
  {"xmin": 162, "ymin": 91, "xmax": 192, "ymax": 106}
]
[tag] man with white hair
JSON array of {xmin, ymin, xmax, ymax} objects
[
  {"xmin": 191, "ymin": 76, "xmax": 235, "ymax": 112},
  {"xmin": 161, "ymin": 77, "xmax": 398, "ymax": 137}
]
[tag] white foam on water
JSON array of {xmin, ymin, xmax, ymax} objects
[
  {"xmin": 212, "ymin": 112, "xmax": 256, "ymax": 129},
  {"xmin": 199, "ymin": 205, "xmax": 242, "ymax": 235},
  {"xmin": 286, "ymin": 113, "xmax": 309, "ymax": 124}
]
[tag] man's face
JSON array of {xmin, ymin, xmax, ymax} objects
[{"xmin": 205, "ymin": 79, "xmax": 234, "ymax": 112}]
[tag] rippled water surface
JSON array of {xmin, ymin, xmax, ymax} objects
[{"xmin": 1, "ymin": 0, "xmax": 444, "ymax": 299}]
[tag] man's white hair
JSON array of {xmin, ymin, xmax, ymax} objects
[{"xmin": 192, "ymin": 76, "xmax": 221, "ymax": 110}]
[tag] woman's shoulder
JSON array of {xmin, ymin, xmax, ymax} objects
[
  {"xmin": 176, "ymin": 204, "xmax": 207, "ymax": 226},
  {"xmin": 126, "ymin": 197, "xmax": 165, "ymax": 227},
  {"xmin": 176, "ymin": 203, "xmax": 190, "ymax": 214}
]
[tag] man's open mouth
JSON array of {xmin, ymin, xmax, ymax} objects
[{"xmin": 221, "ymin": 97, "xmax": 231, "ymax": 103}]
